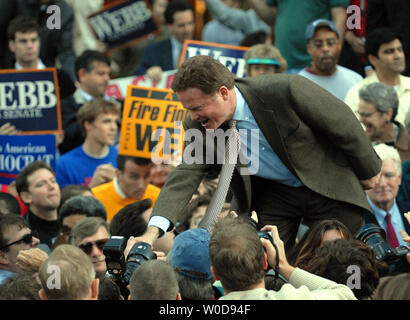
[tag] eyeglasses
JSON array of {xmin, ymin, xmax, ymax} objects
[
  {"xmin": 0, "ymin": 232, "xmax": 37, "ymax": 251},
  {"xmin": 311, "ymin": 39, "xmax": 338, "ymax": 49},
  {"xmin": 358, "ymin": 111, "xmax": 378, "ymax": 118},
  {"xmin": 78, "ymin": 238, "xmax": 109, "ymax": 255}
]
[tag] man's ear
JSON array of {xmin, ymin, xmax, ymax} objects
[
  {"xmin": 210, "ymin": 266, "xmax": 219, "ymax": 281},
  {"xmin": 8, "ymin": 40, "xmax": 15, "ymax": 53},
  {"xmin": 306, "ymin": 43, "xmax": 312, "ymax": 56},
  {"xmin": 77, "ymin": 68, "xmax": 87, "ymax": 83},
  {"xmin": 38, "ymin": 289, "xmax": 48, "ymax": 300},
  {"xmin": 115, "ymin": 168, "xmax": 122, "ymax": 180},
  {"xmin": 90, "ymin": 278, "xmax": 99, "ymax": 300},
  {"xmin": 218, "ymin": 86, "xmax": 230, "ymax": 101},
  {"xmin": 385, "ymin": 108, "xmax": 393, "ymax": 122},
  {"xmin": 83, "ymin": 120, "xmax": 92, "ymax": 133},
  {"xmin": 20, "ymin": 191, "xmax": 32, "ymax": 206},
  {"xmin": 368, "ymin": 54, "xmax": 378, "ymax": 68},
  {"xmin": 263, "ymin": 252, "xmax": 269, "ymax": 271}
]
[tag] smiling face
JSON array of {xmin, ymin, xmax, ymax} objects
[
  {"xmin": 358, "ymin": 99, "xmax": 392, "ymax": 141},
  {"xmin": 366, "ymin": 159, "xmax": 401, "ymax": 210},
  {"xmin": 177, "ymin": 87, "xmax": 235, "ymax": 131}
]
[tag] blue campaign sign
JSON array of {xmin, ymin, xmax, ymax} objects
[
  {"xmin": 179, "ymin": 40, "xmax": 249, "ymax": 78},
  {"xmin": 88, "ymin": 0, "xmax": 160, "ymax": 51},
  {"xmin": 0, "ymin": 68, "xmax": 61, "ymax": 134},
  {"xmin": 0, "ymin": 134, "xmax": 56, "ymax": 185}
]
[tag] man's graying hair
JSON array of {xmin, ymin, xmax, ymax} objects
[
  {"xmin": 359, "ymin": 82, "xmax": 399, "ymax": 120},
  {"xmin": 69, "ymin": 217, "xmax": 109, "ymax": 245}
]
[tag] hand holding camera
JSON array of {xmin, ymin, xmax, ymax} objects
[
  {"xmin": 259, "ymin": 225, "xmax": 296, "ymax": 281},
  {"xmin": 103, "ymin": 236, "xmax": 160, "ymax": 297}
]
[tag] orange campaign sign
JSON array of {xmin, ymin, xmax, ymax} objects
[{"xmin": 119, "ymin": 86, "xmax": 188, "ymax": 164}]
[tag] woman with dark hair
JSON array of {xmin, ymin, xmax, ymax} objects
[{"xmin": 288, "ymin": 219, "xmax": 353, "ymax": 270}]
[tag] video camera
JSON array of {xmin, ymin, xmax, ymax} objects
[
  {"xmin": 357, "ymin": 223, "xmax": 410, "ymax": 276},
  {"xmin": 103, "ymin": 236, "xmax": 157, "ymax": 294}
]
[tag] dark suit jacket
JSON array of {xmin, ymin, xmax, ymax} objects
[
  {"xmin": 152, "ymin": 74, "xmax": 382, "ymax": 229},
  {"xmin": 364, "ymin": 200, "xmax": 410, "ymax": 235},
  {"xmin": 58, "ymin": 89, "xmax": 87, "ymax": 154},
  {"xmin": 133, "ymin": 38, "xmax": 174, "ymax": 76}
]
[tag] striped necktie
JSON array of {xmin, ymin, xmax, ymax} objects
[{"xmin": 199, "ymin": 120, "xmax": 240, "ymax": 232}]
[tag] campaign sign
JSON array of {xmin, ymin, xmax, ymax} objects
[
  {"xmin": 0, "ymin": 68, "xmax": 61, "ymax": 134},
  {"xmin": 179, "ymin": 40, "xmax": 249, "ymax": 78},
  {"xmin": 119, "ymin": 86, "xmax": 188, "ymax": 164},
  {"xmin": 106, "ymin": 69, "xmax": 177, "ymax": 100},
  {"xmin": 0, "ymin": 134, "xmax": 56, "ymax": 185},
  {"xmin": 88, "ymin": 0, "xmax": 160, "ymax": 51}
]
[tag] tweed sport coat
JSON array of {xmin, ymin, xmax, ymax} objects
[{"xmin": 151, "ymin": 74, "xmax": 382, "ymax": 229}]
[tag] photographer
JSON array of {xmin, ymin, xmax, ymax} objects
[{"xmin": 210, "ymin": 216, "xmax": 357, "ymax": 300}]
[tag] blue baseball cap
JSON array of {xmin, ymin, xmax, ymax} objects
[
  {"xmin": 305, "ymin": 19, "xmax": 339, "ymax": 42},
  {"xmin": 169, "ymin": 228, "xmax": 212, "ymax": 280}
]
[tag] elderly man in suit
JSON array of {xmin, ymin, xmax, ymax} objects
[
  {"xmin": 365, "ymin": 143, "xmax": 410, "ymax": 248},
  {"xmin": 127, "ymin": 55, "xmax": 382, "ymax": 253}
]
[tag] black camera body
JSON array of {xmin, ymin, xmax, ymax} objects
[
  {"xmin": 357, "ymin": 223, "xmax": 410, "ymax": 276},
  {"xmin": 103, "ymin": 236, "xmax": 157, "ymax": 293},
  {"xmin": 103, "ymin": 236, "xmax": 127, "ymax": 278},
  {"xmin": 257, "ymin": 230, "xmax": 274, "ymax": 244}
]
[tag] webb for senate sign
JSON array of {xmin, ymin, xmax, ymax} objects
[
  {"xmin": 0, "ymin": 68, "xmax": 61, "ymax": 134},
  {"xmin": 88, "ymin": 0, "xmax": 161, "ymax": 52},
  {"xmin": 119, "ymin": 86, "xmax": 187, "ymax": 164},
  {"xmin": 179, "ymin": 40, "xmax": 248, "ymax": 77}
]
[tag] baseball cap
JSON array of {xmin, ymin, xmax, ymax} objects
[
  {"xmin": 305, "ymin": 19, "xmax": 339, "ymax": 42},
  {"xmin": 169, "ymin": 228, "xmax": 212, "ymax": 280}
]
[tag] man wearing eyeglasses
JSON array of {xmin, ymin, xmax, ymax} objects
[
  {"xmin": 0, "ymin": 215, "xmax": 40, "ymax": 284},
  {"xmin": 299, "ymin": 19, "xmax": 363, "ymax": 101},
  {"xmin": 69, "ymin": 217, "xmax": 110, "ymax": 277}
]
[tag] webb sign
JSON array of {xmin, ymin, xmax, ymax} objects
[
  {"xmin": 179, "ymin": 40, "xmax": 249, "ymax": 77},
  {"xmin": 0, "ymin": 68, "xmax": 61, "ymax": 134},
  {"xmin": 119, "ymin": 86, "xmax": 187, "ymax": 164},
  {"xmin": 88, "ymin": 0, "xmax": 160, "ymax": 51}
]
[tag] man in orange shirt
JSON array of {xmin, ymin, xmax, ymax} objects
[{"xmin": 92, "ymin": 155, "xmax": 160, "ymax": 221}]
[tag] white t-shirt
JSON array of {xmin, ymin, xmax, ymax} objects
[{"xmin": 299, "ymin": 65, "xmax": 363, "ymax": 101}]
